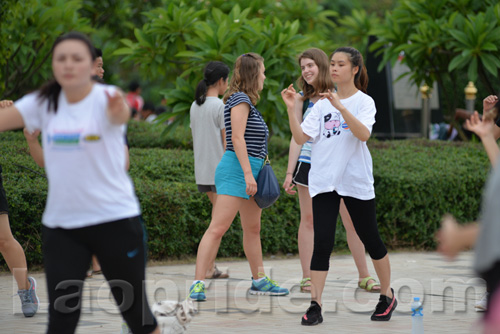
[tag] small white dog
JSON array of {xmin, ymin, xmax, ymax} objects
[{"xmin": 152, "ymin": 300, "xmax": 197, "ymax": 334}]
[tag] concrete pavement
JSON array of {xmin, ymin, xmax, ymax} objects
[{"xmin": 0, "ymin": 251, "xmax": 486, "ymax": 333}]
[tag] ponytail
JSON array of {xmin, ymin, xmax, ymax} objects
[
  {"xmin": 195, "ymin": 79, "xmax": 209, "ymax": 105},
  {"xmin": 195, "ymin": 61, "xmax": 230, "ymax": 106},
  {"xmin": 38, "ymin": 79, "xmax": 62, "ymax": 112},
  {"xmin": 331, "ymin": 47, "xmax": 369, "ymax": 93}
]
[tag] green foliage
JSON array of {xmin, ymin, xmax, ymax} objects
[
  {"xmin": 0, "ymin": 0, "xmax": 92, "ymax": 99},
  {"xmin": 0, "ymin": 128, "xmax": 491, "ymax": 267},
  {"xmin": 370, "ymin": 0, "xmax": 500, "ymax": 116},
  {"xmin": 114, "ymin": 0, "xmax": 338, "ymax": 137}
]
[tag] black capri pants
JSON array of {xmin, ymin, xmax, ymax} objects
[
  {"xmin": 42, "ymin": 216, "xmax": 157, "ymax": 334},
  {"xmin": 311, "ymin": 191, "xmax": 387, "ymax": 271}
]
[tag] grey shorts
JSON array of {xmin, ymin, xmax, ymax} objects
[{"xmin": 197, "ymin": 184, "xmax": 217, "ymax": 193}]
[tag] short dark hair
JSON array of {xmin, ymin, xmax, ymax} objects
[
  {"xmin": 95, "ymin": 47, "xmax": 103, "ymax": 58},
  {"xmin": 142, "ymin": 101, "xmax": 155, "ymax": 112},
  {"xmin": 128, "ymin": 81, "xmax": 140, "ymax": 92}
]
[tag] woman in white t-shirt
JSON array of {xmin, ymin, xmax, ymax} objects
[
  {"xmin": 283, "ymin": 48, "xmax": 380, "ymax": 294},
  {"xmin": 282, "ymin": 46, "xmax": 396, "ymax": 325},
  {"xmin": 0, "ymin": 32, "xmax": 159, "ymax": 334},
  {"xmin": 190, "ymin": 61, "xmax": 230, "ymax": 280}
]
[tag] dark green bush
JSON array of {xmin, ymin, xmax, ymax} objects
[{"xmin": 0, "ymin": 129, "xmax": 491, "ymax": 268}]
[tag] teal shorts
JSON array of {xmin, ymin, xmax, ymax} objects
[{"xmin": 215, "ymin": 150, "xmax": 264, "ymax": 199}]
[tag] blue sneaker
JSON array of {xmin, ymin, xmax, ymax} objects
[
  {"xmin": 189, "ymin": 281, "xmax": 206, "ymax": 301},
  {"xmin": 18, "ymin": 276, "xmax": 39, "ymax": 317},
  {"xmin": 249, "ymin": 274, "xmax": 289, "ymax": 296}
]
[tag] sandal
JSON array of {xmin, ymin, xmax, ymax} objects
[
  {"xmin": 300, "ymin": 278, "xmax": 311, "ymax": 293},
  {"xmin": 205, "ymin": 265, "xmax": 229, "ymax": 279},
  {"xmin": 358, "ymin": 276, "xmax": 381, "ymax": 293}
]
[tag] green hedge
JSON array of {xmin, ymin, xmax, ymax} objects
[{"xmin": 0, "ymin": 128, "xmax": 491, "ymax": 268}]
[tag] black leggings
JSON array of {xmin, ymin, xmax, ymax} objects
[
  {"xmin": 311, "ymin": 191, "xmax": 387, "ymax": 271},
  {"xmin": 42, "ymin": 216, "xmax": 157, "ymax": 334}
]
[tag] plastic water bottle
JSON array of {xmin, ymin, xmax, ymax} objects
[{"xmin": 411, "ymin": 297, "xmax": 424, "ymax": 334}]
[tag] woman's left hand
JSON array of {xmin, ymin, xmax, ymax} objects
[
  {"xmin": 106, "ymin": 89, "xmax": 127, "ymax": 116},
  {"xmin": 320, "ymin": 89, "xmax": 343, "ymax": 110}
]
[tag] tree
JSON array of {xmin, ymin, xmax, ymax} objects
[
  {"xmin": 370, "ymin": 0, "xmax": 500, "ymax": 116},
  {"xmin": 114, "ymin": 0, "xmax": 338, "ymax": 136}
]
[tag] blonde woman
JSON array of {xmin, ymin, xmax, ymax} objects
[{"xmin": 189, "ymin": 53, "xmax": 289, "ymax": 301}]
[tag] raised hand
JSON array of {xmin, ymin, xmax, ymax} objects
[
  {"xmin": 0, "ymin": 100, "xmax": 13, "ymax": 108},
  {"xmin": 319, "ymin": 89, "xmax": 343, "ymax": 110},
  {"xmin": 483, "ymin": 95, "xmax": 498, "ymax": 114},
  {"xmin": 465, "ymin": 111, "xmax": 494, "ymax": 139},
  {"xmin": 281, "ymin": 84, "xmax": 299, "ymax": 110},
  {"xmin": 105, "ymin": 90, "xmax": 126, "ymax": 117}
]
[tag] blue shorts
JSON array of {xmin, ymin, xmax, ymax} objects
[{"xmin": 215, "ymin": 150, "xmax": 264, "ymax": 199}]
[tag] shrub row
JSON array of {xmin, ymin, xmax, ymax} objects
[{"xmin": 0, "ymin": 129, "xmax": 491, "ymax": 267}]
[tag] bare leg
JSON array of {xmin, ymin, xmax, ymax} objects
[
  {"xmin": 239, "ymin": 197, "xmax": 264, "ymax": 278},
  {"xmin": 0, "ymin": 214, "xmax": 29, "ymax": 290},
  {"xmin": 194, "ymin": 195, "xmax": 241, "ymax": 280},
  {"xmin": 371, "ymin": 254, "xmax": 393, "ymax": 298},
  {"xmin": 310, "ymin": 270, "xmax": 328, "ymax": 306},
  {"xmin": 91, "ymin": 256, "xmax": 101, "ymax": 272},
  {"xmin": 204, "ymin": 191, "xmax": 218, "ymax": 278},
  {"xmin": 340, "ymin": 200, "xmax": 379, "ymax": 290},
  {"xmin": 297, "ymin": 185, "xmax": 314, "ymax": 280}
]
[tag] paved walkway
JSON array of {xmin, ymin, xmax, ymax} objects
[{"xmin": 0, "ymin": 251, "xmax": 486, "ymax": 333}]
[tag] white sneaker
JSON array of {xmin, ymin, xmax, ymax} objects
[{"xmin": 475, "ymin": 292, "xmax": 488, "ymax": 312}]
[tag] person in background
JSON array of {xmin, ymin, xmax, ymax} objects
[
  {"xmin": 140, "ymin": 102, "xmax": 158, "ymax": 123},
  {"xmin": 126, "ymin": 81, "xmax": 144, "ymax": 121},
  {"xmin": 189, "ymin": 53, "xmax": 289, "ymax": 301},
  {"xmin": 190, "ymin": 61, "xmax": 230, "ymax": 280},
  {"xmin": 0, "ymin": 99, "xmax": 39, "ymax": 318}
]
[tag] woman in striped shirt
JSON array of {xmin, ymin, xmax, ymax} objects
[{"xmin": 189, "ymin": 53, "xmax": 289, "ymax": 301}]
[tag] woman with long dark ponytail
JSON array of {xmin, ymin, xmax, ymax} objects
[
  {"xmin": 282, "ymin": 46, "xmax": 397, "ymax": 325},
  {"xmin": 0, "ymin": 32, "xmax": 159, "ymax": 334},
  {"xmin": 190, "ymin": 61, "xmax": 230, "ymax": 279}
]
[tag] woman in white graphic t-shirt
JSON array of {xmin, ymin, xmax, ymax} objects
[
  {"xmin": 282, "ymin": 47, "xmax": 397, "ymax": 325},
  {"xmin": 282, "ymin": 48, "xmax": 380, "ymax": 294}
]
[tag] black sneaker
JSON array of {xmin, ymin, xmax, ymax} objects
[
  {"xmin": 371, "ymin": 288, "xmax": 397, "ymax": 321},
  {"xmin": 301, "ymin": 301, "xmax": 323, "ymax": 326}
]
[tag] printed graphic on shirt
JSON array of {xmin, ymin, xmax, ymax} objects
[
  {"xmin": 341, "ymin": 121, "xmax": 350, "ymax": 131},
  {"xmin": 323, "ymin": 112, "xmax": 342, "ymax": 138},
  {"xmin": 47, "ymin": 130, "xmax": 82, "ymax": 149},
  {"xmin": 83, "ymin": 134, "xmax": 102, "ymax": 142}
]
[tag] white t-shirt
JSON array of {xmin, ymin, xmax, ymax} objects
[
  {"xmin": 300, "ymin": 90, "xmax": 376, "ymax": 200},
  {"xmin": 15, "ymin": 83, "xmax": 141, "ymax": 229},
  {"xmin": 190, "ymin": 97, "xmax": 225, "ymax": 185}
]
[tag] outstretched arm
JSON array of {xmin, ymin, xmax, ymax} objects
[
  {"xmin": 437, "ymin": 215, "xmax": 479, "ymax": 260},
  {"xmin": 0, "ymin": 100, "xmax": 24, "ymax": 132}
]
